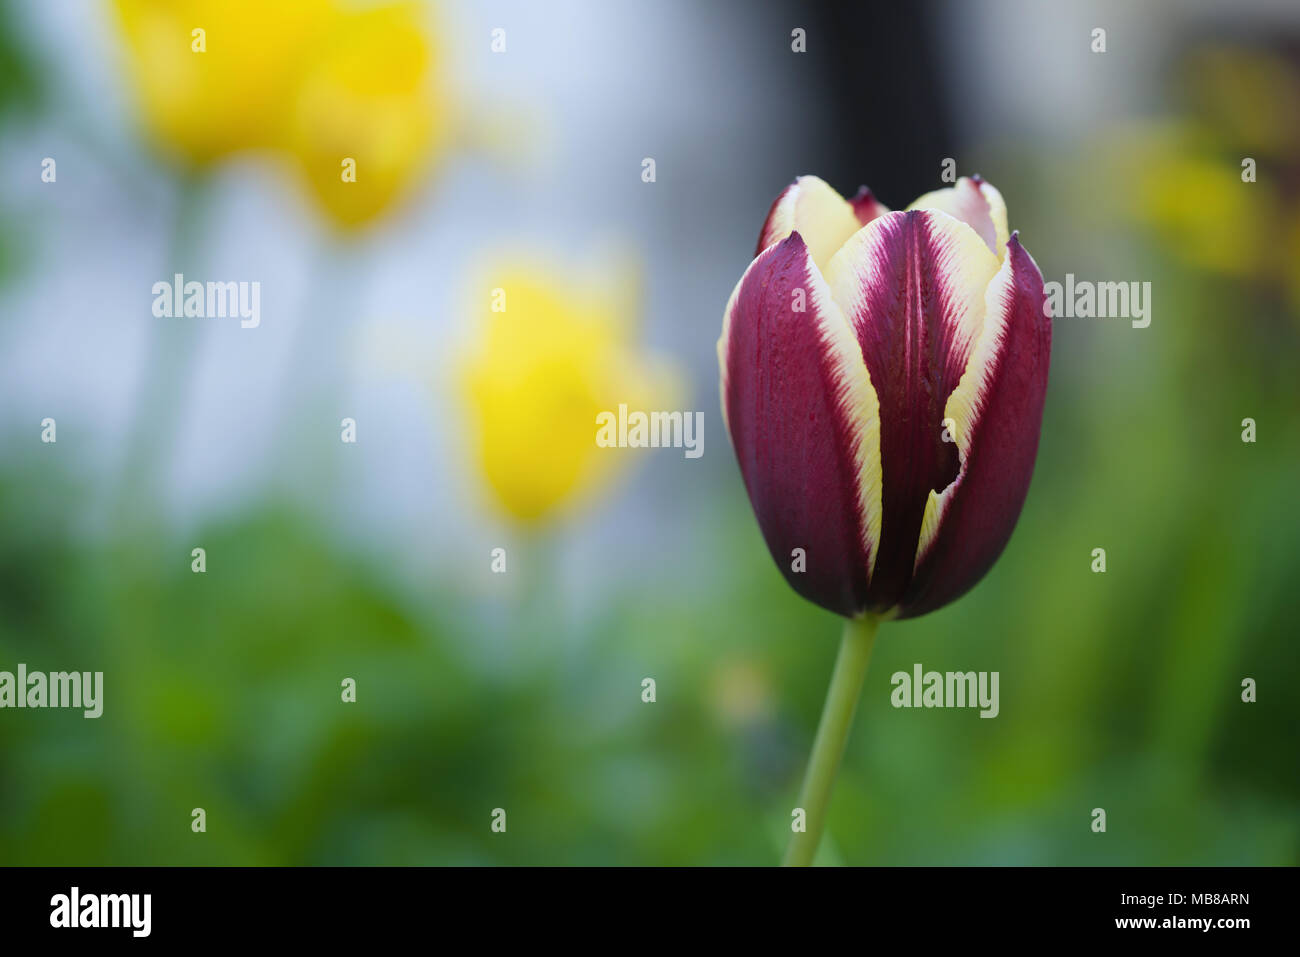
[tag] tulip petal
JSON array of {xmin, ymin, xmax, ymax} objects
[
  {"xmin": 907, "ymin": 176, "xmax": 1010, "ymax": 257},
  {"xmin": 973, "ymin": 177, "xmax": 1011, "ymax": 254},
  {"xmin": 824, "ymin": 209, "xmax": 1002, "ymax": 612},
  {"xmin": 719, "ymin": 232, "xmax": 882, "ymax": 618},
  {"xmin": 850, "ymin": 186, "xmax": 891, "ymax": 228},
  {"xmin": 757, "ymin": 176, "xmax": 871, "ymax": 273},
  {"xmin": 902, "ymin": 234, "xmax": 1051, "ymax": 617}
]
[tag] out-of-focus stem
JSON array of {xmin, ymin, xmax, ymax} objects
[{"xmin": 115, "ymin": 172, "xmax": 210, "ymax": 527}]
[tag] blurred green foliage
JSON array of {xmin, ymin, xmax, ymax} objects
[
  {"xmin": 1, "ymin": 358, "xmax": 1296, "ymax": 865},
  {"xmin": 0, "ymin": 1, "xmax": 42, "ymax": 119},
  {"xmin": 0, "ymin": 0, "xmax": 42, "ymax": 284}
]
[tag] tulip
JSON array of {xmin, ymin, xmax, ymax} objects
[
  {"xmin": 285, "ymin": 1, "xmax": 449, "ymax": 230},
  {"xmin": 114, "ymin": 0, "xmax": 336, "ymax": 165},
  {"xmin": 114, "ymin": 0, "xmax": 448, "ymax": 230},
  {"xmin": 460, "ymin": 262, "xmax": 679, "ymax": 524},
  {"xmin": 718, "ymin": 175, "xmax": 1050, "ymax": 864}
]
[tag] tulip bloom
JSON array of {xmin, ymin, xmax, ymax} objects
[
  {"xmin": 115, "ymin": 0, "xmax": 448, "ymax": 230},
  {"xmin": 114, "ymin": 0, "xmax": 336, "ymax": 164},
  {"xmin": 719, "ymin": 175, "xmax": 1050, "ymax": 620},
  {"xmin": 719, "ymin": 175, "xmax": 1050, "ymax": 866},
  {"xmin": 286, "ymin": 1, "xmax": 448, "ymax": 229},
  {"xmin": 460, "ymin": 262, "xmax": 679, "ymax": 524}
]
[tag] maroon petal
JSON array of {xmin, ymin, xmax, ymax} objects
[
  {"xmin": 850, "ymin": 186, "xmax": 890, "ymax": 228},
  {"xmin": 823, "ymin": 209, "xmax": 1004, "ymax": 612},
  {"xmin": 906, "ymin": 177, "xmax": 1004, "ymax": 255},
  {"xmin": 898, "ymin": 234, "xmax": 1051, "ymax": 618},
  {"xmin": 720, "ymin": 232, "xmax": 882, "ymax": 618}
]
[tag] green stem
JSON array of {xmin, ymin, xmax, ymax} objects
[
  {"xmin": 270, "ymin": 236, "xmax": 357, "ymax": 504},
  {"xmin": 783, "ymin": 613, "xmax": 881, "ymax": 867},
  {"xmin": 115, "ymin": 171, "xmax": 211, "ymax": 527}
]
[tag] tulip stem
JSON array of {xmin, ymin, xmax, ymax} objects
[{"xmin": 783, "ymin": 613, "xmax": 881, "ymax": 867}]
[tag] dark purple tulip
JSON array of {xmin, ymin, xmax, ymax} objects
[{"xmin": 719, "ymin": 175, "xmax": 1051, "ymax": 619}]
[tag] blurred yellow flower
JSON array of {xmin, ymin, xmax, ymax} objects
[
  {"xmin": 460, "ymin": 262, "xmax": 680, "ymax": 524},
  {"xmin": 114, "ymin": 0, "xmax": 334, "ymax": 164},
  {"xmin": 1116, "ymin": 46, "xmax": 1300, "ymax": 306},
  {"xmin": 1128, "ymin": 125, "xmax": 1279, "ymax": 279},
  {"xmin": 114, "ymin": 0, "xmax": 449, "ymax": 229},
  {"xmin": 285, "ymin": 1, "xmax": 449, "ymax": 229}
]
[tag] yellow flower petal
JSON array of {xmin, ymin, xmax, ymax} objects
[
  {"xmin": 285, "ymin": 1, "xmax": 450, "ymax": 229},
  {"xmin": 114, "ymin": 0, "xmax": 334, "ymax": 165},
  {"xmin": 459, "ymin": 263, "xmax": 680, "ymax": 524}
]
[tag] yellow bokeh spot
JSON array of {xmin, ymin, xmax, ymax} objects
[
  {"xmin": 114, "ymin": 0, "xmax": 450, "ymax": 229},
  {"xmin": 1136, "ymin": 152, "xmax": 1277, "ymax": 278},
  {"xmin": 114, "ymin": 0, "xmax": 335, "ymax": 164},
  {"xmin": 286, "ymin": 2, "xmax": 449, "ymax": 229},
  {"xmin": 459, "ymin": 264, "xmax": 679, "ymax": 525}
]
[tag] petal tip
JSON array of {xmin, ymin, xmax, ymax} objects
[{"xmin": 849, "ymin": 184, "xmax": 890, "ymax": 229}]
